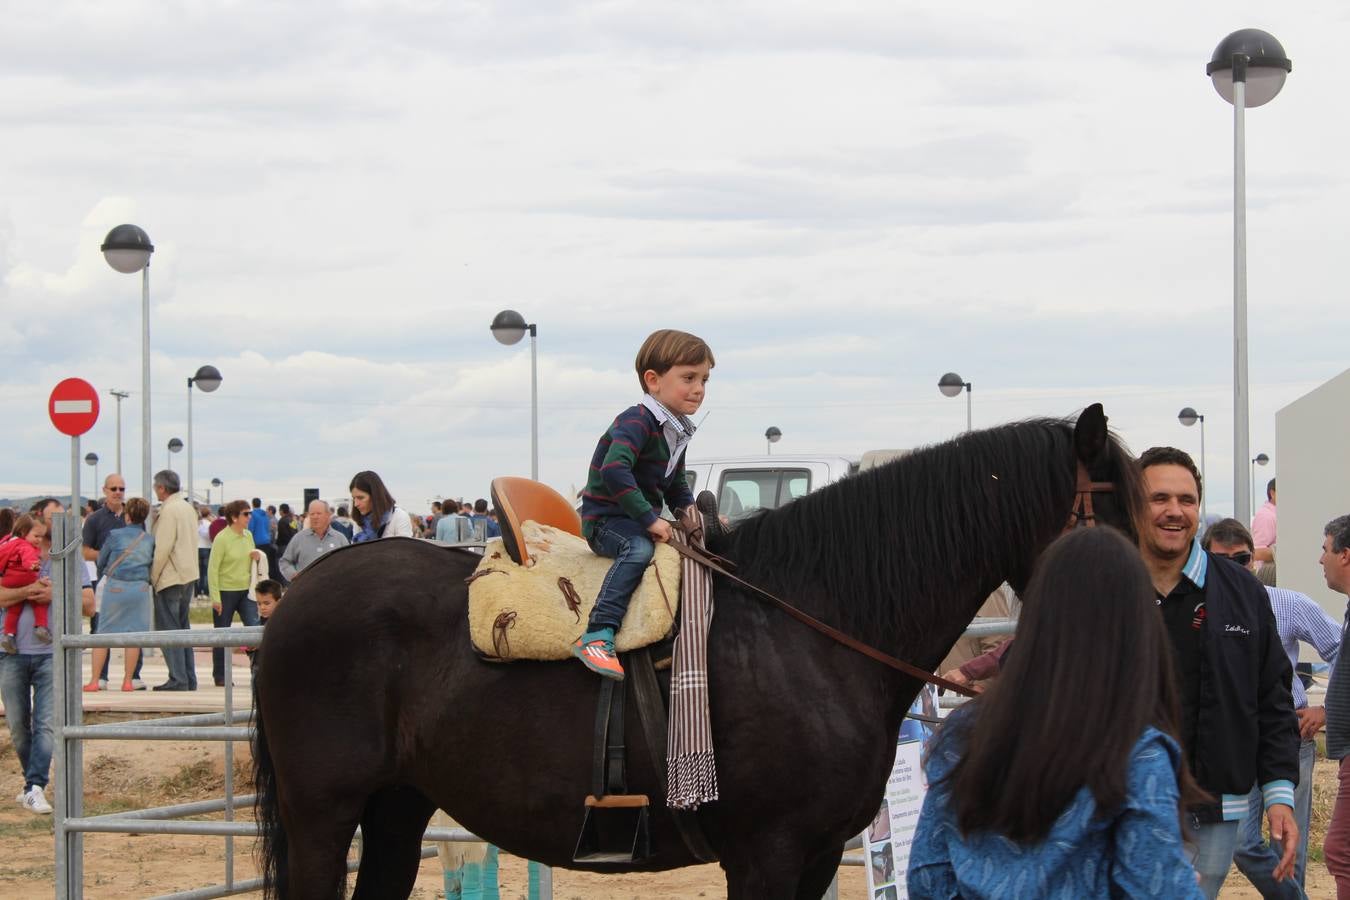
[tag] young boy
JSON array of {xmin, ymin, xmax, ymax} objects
[
  {"xmin": 254, "ymin": 579, "xmax": 283, "ymax": 624},
  {"xmin": 573, "ymin": 329, "xmax": 714, "ymax": 680}
]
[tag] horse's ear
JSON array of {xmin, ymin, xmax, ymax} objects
[{"xmin": 1074, "ymin": 403, "xmax": 1108, "ymax": 464}]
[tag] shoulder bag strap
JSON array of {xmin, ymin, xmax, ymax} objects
[{"xmin": 103, "ymin": 532, "xmax": 147, "ymax": 580}]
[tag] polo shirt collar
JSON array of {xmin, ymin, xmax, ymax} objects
[{"xmin": 1182, "ymin": 537, "xmax": 1208, "ymax": 588}]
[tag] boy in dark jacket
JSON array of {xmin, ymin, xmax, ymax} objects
[{"xmin": 573, "ymin": 330, "xmax": 714, "ymax": 680}]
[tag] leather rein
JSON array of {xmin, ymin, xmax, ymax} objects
[{"xmin": 671, "ymin": 461, "xmax": 1117, "ymax": 701}]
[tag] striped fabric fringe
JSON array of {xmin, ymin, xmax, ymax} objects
[{"xmin": 666, "ymin": 512, "xmax": 719, "ymax": 810}]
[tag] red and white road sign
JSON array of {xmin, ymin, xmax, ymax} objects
[{"xmin": 48, "ymin": 378, "xmax": 100, "ymax": 436}]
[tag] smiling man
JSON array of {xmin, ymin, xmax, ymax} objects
[{"xmin": 1139, "ymin": 446, "xmax": 1300, "ymax": 898}]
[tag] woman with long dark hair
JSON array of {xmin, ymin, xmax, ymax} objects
[
  {"xmin": 908, "ymin": 527, "xmax": 1208, "ymax": 898},
  {"xmin": 348, "ymin": 471, "xmax": 412, "ymax": 543}
]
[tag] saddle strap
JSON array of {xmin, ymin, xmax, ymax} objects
[
  {"xmin": 627, "ymin": 647, "xmax": 719, "ymax": 864},
  {"xmin": 667, "ymin": 541, "xmax": 978, "ymax": 699},
  {"xmin": 590, "ymin": 680, "xmax": 615, "ymax": 798}
]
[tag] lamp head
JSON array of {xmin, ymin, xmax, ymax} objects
[
  {"xmin": 101, "ymin": 224, "xmax": 155, "ymax": 274},
  {"xmin": 1177, "ymin": 407, "xmax": 1201, "ymax": 427},
  {"xmin": 1254, "ymin": 453, "xmax": 1270, "ymax": 466},
  {"xmin": 490, "ymin": 309, "xmax": 529, "ymax": 346},
  {"xmin": 765, "ymin": 426, "xmax": 782, "ymax": 444},
  {"xmin": 168, "ymin": 438, "xmax": 183, "ymax": 453},
  {"xmin": 1207, "ymin": 29, "xmax": 1291, "ymax": 108},
  {"xmin": 85, "ymin": 452, "xmax": 99, "ymax": 466},
  {"xmin": 191, "ymin": 364, "xmax": 223, "ymax": 393},
  {"xmin": 938, "ymin": 372, "xmax": 967, "ymax": 398},
  {"xmin": 211, "ymin": 478, "xmax": 223, "ymax": 488}
]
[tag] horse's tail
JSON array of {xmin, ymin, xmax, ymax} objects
[{"xmin": 252, "ymin": 680, "xmax": 288, "ymax": 899}]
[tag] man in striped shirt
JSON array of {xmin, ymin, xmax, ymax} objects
[
  {"xmin": 1320, "ymin": 514, "xmax": 1350, "ymax": 897},
  {"xmin": 1204, "ymin": 518, "xmax": 1339, "ymax": 898}
]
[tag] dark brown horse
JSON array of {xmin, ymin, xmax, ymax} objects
[{"xmin": 253, "ymin": 405, "xmax": 1143, "ymax": 899}]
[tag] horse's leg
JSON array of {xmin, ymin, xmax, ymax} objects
[
  {"xmin": 794, "ymin": 844, "xmax": 845, "ymax": 900},
  {"xmin": 350, "ymin": 785, "xmax": 436, "ymax": 900},
  {"xmin": 722, "ymin": 839, "xmax": 811, "ymax": 899},
  {"xmin": 279, "ymin": 796, "xmax": 363, "ymax": 900}
]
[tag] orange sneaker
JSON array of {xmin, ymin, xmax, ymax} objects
[{"xmin": 572, "ymin": 630, "xmax": 625, "ymax": 681}]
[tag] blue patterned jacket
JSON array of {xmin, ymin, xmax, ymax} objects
[{"xmin": 907, "ymin": 721, "xmax": 1203, "ymax": 899}]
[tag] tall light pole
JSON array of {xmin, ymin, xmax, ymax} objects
[
  {"xmin": 101, "ymin": 225, "xmax": 155, "ymax": 498},
  {"xmin": 1178, "ymin": 407, "xmax": 1207, "ymax": 523},
  {"xmin": 938, "ymin": 372, "xmax": 972, "ymax": 432},
  {"xmin": 211, "ymin": 477, "xmax": 224, "ymax": 507},
  {"xmin": 84, "ymin": 452, "xmax": 99, "ymax": 500},
  {"xmin": 1251, "ymin": 452, "xmax": 1269, "ymax": 514},
  {"xmin": 109, "ymin": 390, "xmax": 130, "ymax": 474},
  {"xmin": 187, "ymin": 365, "xmax": 223, "ymax": 503},
  {"xmin": 1207, "ymin": 29, "xmax": 1291, "ymax": 524},
  {"xmin": 765, "ymin": 426, "xmax": 782, "ymax": 455},
  {"xmin": 490, "ymin": 309, "xmax": 538, "ymax": 480},
  {"xmin": 167, "ymin": 437, "xmax": 183, "ymax": 473}
]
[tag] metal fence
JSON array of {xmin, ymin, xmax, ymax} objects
[{"xmin": 41, "ymin": 515, "xmax": 1014, "ymax": 897}]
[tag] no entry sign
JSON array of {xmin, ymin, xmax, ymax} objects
[{"xmin": 48, "ymin": 378, "xmax": 100, "ymax": 436}]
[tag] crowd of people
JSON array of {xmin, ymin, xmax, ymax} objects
[
  {"xmin": 4, "ymin": 408, "xmax": 1350, "ymax": 900},
  {"xmin": 0, "ymin": 467, "xmax": 501, "ymax": 815}
]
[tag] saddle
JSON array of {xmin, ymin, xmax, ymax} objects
[{"xmin": 467, "ymin": 478, "xmax": 680, "ymax": 662}]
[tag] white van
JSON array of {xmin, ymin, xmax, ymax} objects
[{"xmin": 682, "ymin": 452, "xmax": 897, "ymax": 523}]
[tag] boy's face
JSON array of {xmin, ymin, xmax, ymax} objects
[
  {"xmin": 644, "ymin": 362, "xmax": 711, "ymax": 416},
  {"xmin": 257, "ymin": 593, "xmax": 279, "ymax": 618}
]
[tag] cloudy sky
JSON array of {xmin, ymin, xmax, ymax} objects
[{"xmin": 2, "ymin": 1, "xmax": 1345, "ymax": 518}]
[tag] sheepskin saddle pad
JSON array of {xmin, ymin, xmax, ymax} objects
[{"xmin": 467, "ymin": 520, "xmax": 681, "ymax": 662}]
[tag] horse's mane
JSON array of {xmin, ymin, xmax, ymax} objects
[{"xmin": 725, "ymin": 419, "xmax": 1127, "ymax": 650}]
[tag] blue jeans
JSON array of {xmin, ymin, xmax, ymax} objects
[
  {"xmin": 1188, "ymin": 817, "xmax": 1242, "ymax": 899},
  {"xmin": 0, "ymin": 653, "xmax": 54, "ymax": 791},
  {"xmin": 197, "ymin": 548, "xmax": 211, "ymax": 596},
  {"xmin": 153, "ymin": 582, "xmax": 197, "ymax": 689},
  {"xmin": 1234, "ymin": 738, "xmax": 1315, "ymax": 899},
  {"xmin": 586, "ymin": 517, "xmax": 655, "ymax": 633},
  {"xmin": 212, "ymin": 590, "xmax": 258, "ymax": 683}
]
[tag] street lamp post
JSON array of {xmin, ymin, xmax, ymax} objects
[
  {"xmin": 490, "ymin": 310, "xmax": 539, "ymax": 480},
  {"xmin": 1250, "ymin": 452, "xmax": 1269, "ymax": 513},
  {"xmin": 101, "ymin": 225, "xmax": 155, "ymax": 498},
  {"xmin": 187, "ymin": 365, "xmax": 223, "ymax": 504},
  {"xmin": 765, "ymin": 426, "xmax": 782, "ymax": 455},
  {"xmin": 109, "ymin": 390, "xmax": 130, "ymax": 475},
  {"xmin": 1178, "ymin": 407, "xmax": 1208, "ymax": 523},
  {"xmin": 211, "ymin": 478, "xmax": 223, "ymax": 507},
  {"xmin": 167, "ymin": 437, "xmax": 182, "ymax": 473},
  {"xmin": 1207, "ymin": 29, "xmax": 1291, "ymax": 524},
  {"xmin": 938, "ymin": 372, "xmax": 972, "ymax": 432},
  {"xmin": 84, "ymin": 452, "xmax": 99, "ymax": 500}
]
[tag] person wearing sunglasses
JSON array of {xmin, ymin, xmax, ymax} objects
[
  {"xmin": 79, "ymin": 474, "xmax": 146, "ymax": 691},
  {"xmin": 1202, "ymin": 516, "xmax": 1339, "ymax": 899}
]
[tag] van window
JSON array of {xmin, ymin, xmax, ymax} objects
[{"xmin": 718, "ymin": 468, "xmax": 811, "ymax": 520}]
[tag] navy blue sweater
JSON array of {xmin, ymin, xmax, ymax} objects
[{"xmin": 579, "ymin": 404, "xmax": 695, "ymax": 539}]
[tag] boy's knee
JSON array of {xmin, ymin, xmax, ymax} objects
[{"xmin": 629, "ymin": 534, "xmax": 656, "ymax": 564}]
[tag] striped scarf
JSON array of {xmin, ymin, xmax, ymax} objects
[{"xmin": 666, "ymin": 513, "xmax": 719, "ymax": 810}]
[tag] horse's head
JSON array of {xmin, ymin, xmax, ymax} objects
[{"xmin": 1070, "ymin": 402, "xmax": 1145, "ymax": 544}]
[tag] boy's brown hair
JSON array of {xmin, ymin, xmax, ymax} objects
[{"xmin": 634, "ymin": 329, "xmax": 715, "ymax": 392}]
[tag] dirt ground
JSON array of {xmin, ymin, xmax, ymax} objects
[{"xmin": 0, "ymin": 716, "xmax": 1340, "ymax": 897}]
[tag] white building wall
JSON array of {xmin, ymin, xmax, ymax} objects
[{"xmin": 1276, "ymin": 367, "xmax": 1350, "ymax": 622}]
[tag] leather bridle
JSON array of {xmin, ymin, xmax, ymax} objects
[{"xmin": 1068, "ymin": 460, "xmax": 1117, "ymax": 531}]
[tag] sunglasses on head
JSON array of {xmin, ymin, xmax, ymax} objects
[{"xmin": 1217, "ymin": 550, "xmax": 1253, "ymax": 566}]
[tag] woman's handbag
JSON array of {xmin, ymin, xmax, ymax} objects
[{"xmin": 94, "ymin": 532, "xmax": 146, "ymax": 614}]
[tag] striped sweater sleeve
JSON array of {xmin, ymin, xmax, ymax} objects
[{"xmin": 599, "ymin": 412, "xmax": 659, "ymax": 527}]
